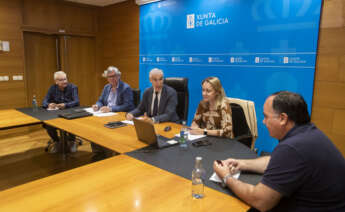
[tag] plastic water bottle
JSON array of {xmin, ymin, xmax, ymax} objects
[
  {"xmin": 192, "ymin": 156, "xmax": 205, "ymax": 199},
  {"xmin": 179, "ymin": 121, "xmax": 188, "ymax": 148},
  {"xmin": 32, "ymin": 95, "xmax": 38, "ymax": 112}
]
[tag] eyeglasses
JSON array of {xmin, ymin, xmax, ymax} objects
[
  {"xmin": 56, "ymin": 78, "xmax": 67, "ymax": 82},
  {"xmin": 107, "ymin": 74, "xmax": 116, "ymax": 78},
  {"xmin": 192, "ymin": 139, "xmax": 212, "ymax": 147}
]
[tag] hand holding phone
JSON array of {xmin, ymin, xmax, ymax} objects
[{"xmin": 216, "ymin": 160, "xmax": 223, "ymax": 166}]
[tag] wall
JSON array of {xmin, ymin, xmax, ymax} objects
[
  {"xmin": 0, "ymin": 0, "xmax": 26, "ymax": 109},
  {"xmin": 0, "ymin": 0, "xmax": 98, "ymax": 109},
  {"xmin": 22, "ymin": 0, "xmax": 98, "ymax": 36},
  {"xmin": 312, "ymin": 0, "xmax": 345, "ymax": 156},
  {"xmin": 98, "ymin": 1, "xmax": 140, "ymax": 89}
]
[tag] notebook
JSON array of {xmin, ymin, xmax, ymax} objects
[
  {"xmin": 133, "ymin": 118, "xmax": 177, "ymax": 148},
  {"xmin": 58, "ymin": 109, "xmax": 92, "ymax": 120}
]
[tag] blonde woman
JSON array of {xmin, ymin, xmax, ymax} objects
[{"xmin": 190, "ymin": 77, "xmax": 233, "ymax": 138}]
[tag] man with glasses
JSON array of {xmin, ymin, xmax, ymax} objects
[
  {"xmin": 91, "ymin": 66, "xmax": 134, "ymax": 160},
  {"xmin": 126, "ymin": 68, "xmax": 179, "ymax": 123},
  {"xmin": 42, "ymin": 71, "xmax": 80, "ymax": 153},
  {"xmin": 92, "ymin": 66, "xmax": 134, "ymax": 113},
  {"xmin": 213, "ymin": 91, "xmax": 345, "ymax": 211}
]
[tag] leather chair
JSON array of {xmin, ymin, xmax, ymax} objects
[
  {"xmin": 230, "ymin": 103, "xmax": 253, "ymax": 148},
  {"xmin": 164, "ymin": 77, "xmax": 189, "ymax": 122},
  {"xmin": 228, "ymin": 97, "xmax": 258, "ymax": 150},
  {"xmin": 132, "ymin": 88, "xmax": 141, "ymax": 107}
]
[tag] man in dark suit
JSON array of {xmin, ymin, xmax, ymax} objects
[
  {"xmin": 92, "ymin": 66, "xmax": 134, "ymax": 113},
  {"xmin": 126, "ymin": 68, "xmax": 179, "ymax": 123}
]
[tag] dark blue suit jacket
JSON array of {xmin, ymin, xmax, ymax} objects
[
  {"xmin": 129, "ymin": 85, "xmax": 179, "ymax": 123},
  {"xmin": 96, "ymin": 80, "xmax": 134, "ymax": 112},
  {"xmin": 42, "ymin": 83, "xmax": 79, "ymax": 108}
]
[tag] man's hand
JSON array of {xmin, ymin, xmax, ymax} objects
[
  {"xmin": 92, "ymin": 104, "xmax": 99, "ymax": 111},
  {"xmin": 56, "ymin": 103, "xmax": 65, "ymax": 109},
  {"xmin": 213, "ymin": 160, "xmax": 231, "ymax": 179},
  {"xmin": 222, "ymin": 158, "xmax": 243, "ymax": 174},
  {"xmin": 100, "ymin": 106, "xmax": 111, "ymax": 113},
  {"xmin": 142, "ymin": 112, "xmax": 154, "ymax": 124},
  {"xmin": 126, "ymin": 113, "xmax": 134, "ymax": 120},
  {"xmin": 48, "ymin": 103, "xmax": 57, "ymax": 110}
]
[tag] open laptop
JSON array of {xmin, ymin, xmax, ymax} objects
[{"xmin": 133, "ymin": 118, "xmax": 178, "ymax": 148}]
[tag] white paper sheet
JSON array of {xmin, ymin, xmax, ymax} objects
[
  {"xmin": 209, "ymin": 171, "xmax": 241, "ymax": 183},
  {"xmin": 175, "ymin": 132, "xmax": 206, "ymax": 141},
  {"xmin": 121, "ymin": 120, "xmax": 134, "ymax": 125},
  {"xmin": 84, "ymin": 107, "xmax": 117, "ymax": 117},
  {"xmin": 47, "ymin": 107, "xmax": 59, "ymax": 111}
]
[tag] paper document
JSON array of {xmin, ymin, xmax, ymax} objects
[
  {"xmin": 84, "ymin": 107, "xmax": 117, "ymax": 117},
  {"xmin": 121, "ymin": 120, "xmax": 134, "ymax": 125},
  {"xmin": 175, "ymin": 132, "xmax": 206, "ymax": 141},
  {"xmin": 209, "ymin": 171, "xmax": 241, "ymax": 183},
  {"xmin": 47, "ymin": 107, "xmax": 59, "ymax": 111}
]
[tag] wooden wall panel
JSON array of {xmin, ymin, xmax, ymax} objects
[
  {"xmin": 63, "ymin": 36, "xmax": 97, "ymax": 106},
  {"xmin": 24, "ymin": 32, "xmax": 57, "ymax": 106},
  {"xmin": 312, "ymin": 0, "xmax": 345, "ymax": 156},
  {"xmin": 22, "ymin": 0, "xmax": 98, "ymax": 35},
  {"xmin": 0, "ymin": 0, "xmax": 26, "ymax": 109},
  {"xmin": 98, "ymin": 1, "xmax": 139, "ymax": 91}
]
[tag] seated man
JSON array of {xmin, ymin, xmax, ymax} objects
[
  {"xmin": 42, "ymin": 71, "xmax": 80, "ymax": 153},
  {"xmin": 126, "ymin": 68, "xmax": 179, "ymax": 123},
  {"xmin": 92, "ymin": 66, "xmax": 134, "ymax": 113},
  {"xmin": 91, "ymin": 66, "xmax": 134, "ymax": 160},
  {"xmin": 214, "ymin": 91, "xmax": 345, "ymax": 211}
]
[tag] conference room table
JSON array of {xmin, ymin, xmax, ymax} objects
[
  {"xmin": 43, "ymin": 112, "xmax": 181, "ymax": 153},
  {"xmin": 0, "ymin": 109, "xmax": 41, "ymax": 130},
  {"xmin": 0, "ymin": 154, "xmax": 251, "ymax": 211},
  {"xmin": 0, "ymin": 108, "xmax": 261, "ymax": 211}
]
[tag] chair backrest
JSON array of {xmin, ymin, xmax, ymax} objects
[
  {"xmin": 164, "ymin": 77, "xmax": 189, "ymax": 122},
  {"xmin": 230, "ymin": 103, "xmax": 253, "ymax": 148},
  {"xmin": 132, "ymin": 88, "xmax": 141, "ymax": 107},
  {"xmin": 228, "ymin": 97, "xmax": 258, "ymax": 149}
]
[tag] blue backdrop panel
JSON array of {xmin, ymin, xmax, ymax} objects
[{"xmin": 139, "ymin": 0, "xmax": 322, "ymax": 153}]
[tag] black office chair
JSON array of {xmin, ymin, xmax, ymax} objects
[
  {"xmin": 230, "ymin": 103, "xmax": 253, "ymax": 148},
  {"xmin": 164, "ymin": 77, "xmax": 189, "ymax": 122},
  {"xmin": 132, "ymin": 88, "xmax": 141, "ymax": 107}
]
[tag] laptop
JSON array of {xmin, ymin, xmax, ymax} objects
[
  {"xmin": 58, "ymin": 109, "xmax": 92, "ymax": 120},
  {"xmin": 133, "ymin": 118, "xmax": 178, "ymax": 148}
]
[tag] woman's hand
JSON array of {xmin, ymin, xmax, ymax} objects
[{"xmin": 189, "ymin": 127, "xmax": 203, "ymax": 135}]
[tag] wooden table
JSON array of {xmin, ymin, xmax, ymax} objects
[
  {"xmin": 0, "ymin": 109, "xmax": 41, "ymax": 130},
  {"xmin": 44, "ymin": 112, "xmax": 182, "ymax": 153},
  {"xmin": 0, "ymin": 155, "xmax": 249, "ymax": 211}
]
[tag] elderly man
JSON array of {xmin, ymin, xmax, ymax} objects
[
  {"xmin": 42, "ymin": 71, "xmax": 80, "ymax": 153},
  {"xmin": 91, "ymin": 66, "xmax": 134, "ymax": 160},
  {"xmin": 92, "ymin": 66, "xmax": 134, "ymax": 113},
  {"xmin": 214, "ymin": 91, "xmax": 345, "ymax": 212},
  {"xmin": 126, "ymin": 68, "xmax": 179, "ymax": 123}
]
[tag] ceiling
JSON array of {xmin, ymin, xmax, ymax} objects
[{"xmin": 64, "ymin": 0, "xmax": 127, "ymax": 7}]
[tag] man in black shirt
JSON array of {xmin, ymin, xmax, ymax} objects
[
  {"xmin": 214, "ymin": 91, "xmax": 345, "ymax": 211},
  {"xmin": 42, "ymin": 71, "xmax": 80, "ymax": 153}
]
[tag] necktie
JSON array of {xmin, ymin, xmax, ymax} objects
[{"xmin": 152, "ymin": 92, "xmax": 159, "ymax": 117}]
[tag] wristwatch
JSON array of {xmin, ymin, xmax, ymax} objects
[
  {"xmin": 203, "ymin": 128, "xmax": 208, "ymax": 135},
  {"xmin": 222, "ymin": 173, "xmax": 232, "ymax": 187}
]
